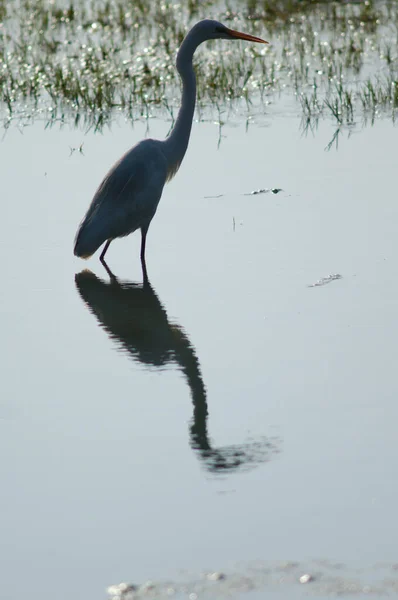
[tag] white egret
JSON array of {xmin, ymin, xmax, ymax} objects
[{"xmin": 74, "ymin": 20, "xmax": 268, "ymax": 274}]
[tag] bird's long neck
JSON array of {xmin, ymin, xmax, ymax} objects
[{"xmin": 162, "ymin": 35, "xmax": 198, "ymax": 179}]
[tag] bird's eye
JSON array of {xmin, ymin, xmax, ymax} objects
[{"xmin": 215, "ymin": 26, "xmax": 225, "ymax": 33}]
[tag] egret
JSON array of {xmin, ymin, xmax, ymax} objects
[{"xmin": 74, "ymin": 20, "xmax": 268, "ymax": 274}]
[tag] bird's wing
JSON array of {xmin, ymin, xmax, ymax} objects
[{"xmin": 80, "ymin": 140, "xmax": 168, "ymax": 241}]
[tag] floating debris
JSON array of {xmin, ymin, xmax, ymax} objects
[
  {"xmin": 107, "ymin": 582, "xmax": 137, "ymax": 599},
  {"xmin": 308, "ymin": 274, "xmax": 342, "ymax": 288},
  {"xmin": 206, "ymin": 571, "xmax": 226, "ymax": 581},
  {"xmin": 299, "ymin": 573, "xmax": 313, "ymax": 584},
  {"xmin": 69, "ymin": 143, "xmax": 85, "ymax": 157},
  {"xmin": 244, "ymin": 188, "xmax": 268, "ymax": 196},
  {"xmin": 204, "ymin": 194, "xmax": 224, "ymax": 198},
  {"xmin": 232, "ymin": 217, "xmax": 243, "ymax": 232},
  {"xmin": 243, "ymin": 187, "xmax": 283, "ymax": 196}
]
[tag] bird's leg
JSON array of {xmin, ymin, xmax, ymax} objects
[
  {"xmin": 100, "ymin": 240, "xmax": 111, "ymax": 264},
  {"xmin": 101, "ymin": 259, "xmax": 119, "ymax": 284},
  {"xmin": 140, "ymin": 227, "xmax": 148, "ymax": 262},
  {"xmin": 140, "ymin": 227, "xmax": 149, "ymax": 284}
]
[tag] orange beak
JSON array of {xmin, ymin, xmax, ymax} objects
[{"xmin": 225, "ymin": 28, "xmax": 269, "ymax": 44}]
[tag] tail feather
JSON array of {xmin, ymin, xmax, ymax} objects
[{"xmin": 74, "ymin": 218, "xmax": 108, "ymax": 259}]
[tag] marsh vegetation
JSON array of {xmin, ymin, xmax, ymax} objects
[{"xmin": 0, "ymin": 0, "xmax": 397, "ymax": 131}]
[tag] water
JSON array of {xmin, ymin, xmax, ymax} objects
[{"xmin": 2, "ymin": 114, "xmax": 398, "ymax": 599}]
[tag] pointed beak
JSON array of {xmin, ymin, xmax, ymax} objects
[{"xmin": 225, "ymin": 28, "xmax": 269, "ymax": 44}]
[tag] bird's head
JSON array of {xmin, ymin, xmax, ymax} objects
[{"xmin": 193, "ymin": 19, "xmax": 268, "ymax": 45}]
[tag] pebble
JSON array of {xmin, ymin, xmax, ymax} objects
[{"xmin": 299, "ymin": 573, "xmax": 313, "ymax": 584}]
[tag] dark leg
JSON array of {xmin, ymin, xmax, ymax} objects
[
  {"xmin": 140, "ymin": 227, "xmax": 148, "ymax": 263},
  {"xmin": 101, "ymin": 259, "xmax": 118, "ymax": 284},
  {"xmin": 140, "ymin": 227, "xmax": 149, "ymax": 284},
  {"xmin": 100, "ymin": 240, "xmax": 111, "ymax": 264}
]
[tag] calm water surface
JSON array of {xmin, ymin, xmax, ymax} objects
[{"xmin": 2, "ymin": 114, "xmax": 398, "ymax": 599}]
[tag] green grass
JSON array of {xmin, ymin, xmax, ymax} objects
[{"xmin": 0, "ymin": 0, "xmax": 397, "ymax": 130}]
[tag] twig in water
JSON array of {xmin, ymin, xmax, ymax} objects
[{"xmin": 308, "ymin": 273, "xmax": 342, "ymax": 288}]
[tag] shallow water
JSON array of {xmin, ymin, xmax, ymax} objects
[{"xmin": 2, "ymin": 114, "xmax": 398, "ymax": 599}]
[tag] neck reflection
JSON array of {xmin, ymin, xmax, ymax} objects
[{"xmin": 75, "ymin": 268, "xmax": 276, "ymax": 473}]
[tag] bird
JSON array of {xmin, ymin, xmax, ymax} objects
[{"xmin": 74, "ymin": 20, "xmax": 268, "ymax": 275}]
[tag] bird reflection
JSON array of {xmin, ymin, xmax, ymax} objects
[{"xmin": 75, "ymin": 267, "xmax": 276, "ymax": 473}]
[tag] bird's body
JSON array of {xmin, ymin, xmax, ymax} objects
[
  {"xmin": 74, "ymin": 20, "xmax": 267, "ymax": 274},
  {"xmin": 74, "ymin": 140, "xmax": 168, "ymax": 259}
]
